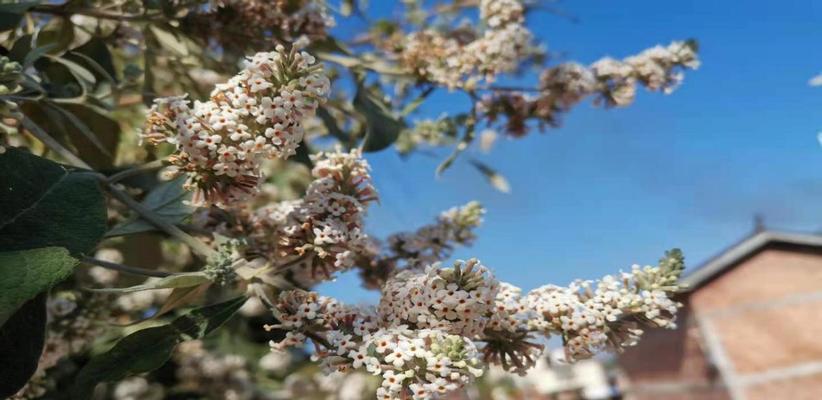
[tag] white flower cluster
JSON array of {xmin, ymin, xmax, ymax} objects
[
  {"xmin": 268, "ymin": 289, "xmax": 484, "ymax": 400},
  {"xmin": 275, "ymin": 370, "xmax": 374, "ymax": 400},
  {"xmin": 590, "ymin": 40, "xmax": 700, "ymax": 106},
  {"xmin": 399, "ymin": 0, "xmax": 533, "ymax": 89},
  {"xmin": 379, "ymin": 259, "xmax": 498, "ymax": 337},
  {"xmin": 480, "ymin": 250, "xmax": 685, "ymax": 369},
  {"xmin": 142, "ymin": 47, "xmax": 330, "ymax": 206},
  {"xmin": 13, "ymin": 292, "xmax": 110, "ymax": 399},
  {"xmin": 387, "ymin": 201, "xmax": 484, "ymax": 265},
  {"xmin": 174, "ymin": 340, "xmax": 257, "ymax": 400},
  {"xmin": 113, "ymin": 377, "xmax": 165, "ymax": 400},
  {"xmin": 480, "ymin": 0, "xmax": 524, "ymax": 28},
  {"xmin": 252, "ymin": 148, "xmax": 377, "ymax": 287},
  {"xmin": 525, "ymin": 267, "xmax": 680, "ymax": 360},
  {"xmin": 538, "ymin": 63, "xmax": 599, "ymax": 110},
  {"xmin": 479, "ymin": 40, "xmax": 699, "ymax": 136},
  {"xmin": 537, "ymin": 40, "xmax": 700, "ymax": 108},
  {"xmin": 267, "ymin": 250, "xmax": 685, "ymax": 399}
]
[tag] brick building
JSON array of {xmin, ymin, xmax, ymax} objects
[{"xmin": 617, "ymin": 230, "xmax": 822, "ymax": 400}]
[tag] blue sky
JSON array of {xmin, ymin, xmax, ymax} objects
[{"xmin": 318, "ymin": 0, "xmax": 822, "ymax": 303}]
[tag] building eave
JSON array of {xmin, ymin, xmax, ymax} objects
[{"xmin": 680, "ymin": 230, "xmax": 822, "ymax": 291}]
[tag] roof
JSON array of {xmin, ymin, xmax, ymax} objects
[{"xmin": 680, "ymin": 230, "xmax": 822, "ymax": 291}]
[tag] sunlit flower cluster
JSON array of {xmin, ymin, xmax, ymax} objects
[
  {"xmin": 267, "ymin": 289, "xmax": 484, "ymax": 400},
  {"xmin": 267, "ymin": 250, "xmax": 685, "ymax": 399},
  {"xmin": 250, "ymin": 148, "xmax": 378, "ymax": 287},
  {"xmin": 479, "ymin": 40, "xmax": 700, "ymax": 136},
  {"xmin": 379, "ymin": 259, "xmax": 498, "ymax": 337},
  {"xmin": 592, "ymin": 40, "xmax": 700, "ymax": 106},
  {"xmin": 526, "ymin": 272, "xmax": 680, "ymax": 360},
  {"xmin": 142, "ymin": 47, "xmax": 329, "ymax": 206},
  {"xmin": 480, "ymin": 249, "xmax": 685, "ymax": 371},
  {"xmin": 397, "ymin": 0, "xmax": 534, "ymax": 89}
]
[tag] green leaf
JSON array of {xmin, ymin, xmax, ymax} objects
[
  {"xmin": 400, "ymin": 87, "xmax": 435, "ymax": 117},
  {"xmin": 355, "ymin": 82, "xmax": 404, "ymax": 152},
  {"xmin": 292, "ymin": 140, "xmax": 314, "ymax": 169},
  {"xmin": 46, "ymin": 54, "xmax": 96, "ymax": 87},
  {"xmin": 149, "ymin": 25, "xmax": 189, "ymax": 57},
  {"xmin": 8, "ymin": 34, "xmax": 33, "ymax": 63},
  {"xmin": 0, "ymin": 294, "xmax": 47, "ymax": 398},
  {"xmin": 0, "ymin": 147, "xmax": 107, "ymax": 255},
  {"xmin": 45, "ymin": 102, "xmax": 112, "ymax": 158},
  {"xmin": 0, "ymin": 1, "xmax": 38, "ymax": 32},
  {"xmin": 22, "ymin": 102, "xmax": 121, "ymax": 169},
  {"xmin": 106, "ymin": 176, "xmax": 193, "ymax": 237},
  {"xmin": 62, "ymin": 104, "xmax": 120, "ymax": 168},
  {"xmin": 33, "ymin": 16, "xmax": 75, "ymax": 54},
  {"xmin": 89, "ymin": 272, "xmax": 211, "ymax": 293},
  {"xmin": 69, "ymin": 37, "xmax": 117, "ymax": 82},
  {"xmin": 317, "ymin": 106, "xmax": 350, "ymax": 143},
  {"xmin": 23, "ymin": 43, "xmax": 59, "ymax": 69},
  {"xmin": 71, "ymin": 297, "xmax": 247, "ymax": 399},
  {"xmin": 154, "ymin": 283, "xmax": 210, "ymax": 318},
  {"xmin": 469, "ymin": 159, "xmax": 511, "ymax": 193},
  {"xmin": 0, "ymin": 247, "xmax": 77, "ymax": 325}
]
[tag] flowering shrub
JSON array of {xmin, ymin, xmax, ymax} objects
[{"xmin": 0, "ymin": 1, "xmax": 696, "ymax": 399}]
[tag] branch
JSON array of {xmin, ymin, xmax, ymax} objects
[
  {"xmin": 21, "ymin": 116, "xmax": 91, "ymax": 169},
  {"xmin": 80, "ymin": 256, "xmax": 173, "ymax": 278},
  {"xmin": 104, "ymin": 181, "xmax": 217, "ymax": 260},
  {"xmin": 106, "ymin": 159, "xmax": 167, "ymax": 184},
  {"xmin": 435, "ymin": 91, "xmax": 479, "ymax": 176}
]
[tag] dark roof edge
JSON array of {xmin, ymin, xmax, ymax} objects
[{"xmin": 679, "ymin": 230, "xmax": 822, "ymax": 291}]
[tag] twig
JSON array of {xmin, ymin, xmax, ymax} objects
[
  {"xmin": 21, "ymin": 116, "xmax": 90, "ymax": 169},
  {"xmin": 106, "ymin": 159, "xmax": 167, "ymax": 183},
  {"xmin": 435, "ymin": 91, "xmax": 479, "ymax": 176},
  {"xmin": 81, "ymin": 256, "xmax": 173, "ymax": 278},
  {"xmin": 104, "ymin": 181, "xmax": 217, "ymax": 260}
]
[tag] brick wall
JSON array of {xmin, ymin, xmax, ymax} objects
[{"xmin": 617, "ymin": 244, "xmax": 822, "ymax": 399}]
